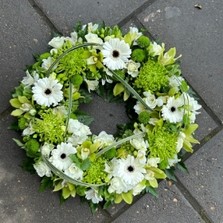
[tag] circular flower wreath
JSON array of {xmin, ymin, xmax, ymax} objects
[{"xmin": 10, "ymin": 22, "xmax": 201, "ymax": 210}]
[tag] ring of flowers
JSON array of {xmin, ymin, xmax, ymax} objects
[{"xmin": 10, "ymin": 22, "xmax": 201, "ymax": 210}]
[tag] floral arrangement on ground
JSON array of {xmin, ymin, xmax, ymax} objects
[{"xmin": 10, "ymin": 22, "xmax": 201, "ymax": 211}]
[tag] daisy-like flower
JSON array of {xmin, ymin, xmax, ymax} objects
[
  {"xmin": 113, "ymin": 155, "xmax": 146, "ymax": 186},
  {"xmin": 50, "ymin": 142, "xmax": 76, "ymax": 171},
  {"xmin": 161, "ymin": 96, "xmax": 184, "ymax": 123},
  {"xmin": 85, "ymin": 188, "xmax": 103, "ymax": 204},
  {"xmin": 32, "ymin": 76, "xmax": 63, "ymax": 107},
  {"xmin": 102, "ymin": 38, "xmax": 131, "ymax": 70}
]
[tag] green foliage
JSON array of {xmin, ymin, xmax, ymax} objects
[
  {"xmin": 131, "ymin": 49, "xmax": 147, "ymax": 62},
  {"xmin": 39, "ymin": 177, "xmax": 53, "ymax": 192}
]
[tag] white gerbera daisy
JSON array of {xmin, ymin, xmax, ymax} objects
[
  {"xmin": 102, "ymin": 38, "xmax": 131, "ymax": 70},
  {"xmin": 85, "ymin": 188, "xmax": 103, "ymax": 204},
  {"xmin": 162, "ymin": 96, "xmax": 184, "ymax": 123},
  {"xmin": 50, "ymin": 142, "xmax": 76, "ymax": 171},
  {"xmin": 113, "ymin": 155, "xmax": 146, "ymax": 186},
  {"xmin": 32, "ymin": 77, "xmax": 63, "ymax": 107}
]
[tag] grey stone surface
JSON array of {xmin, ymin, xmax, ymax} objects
[
  {"xmin": 112, "ymin": 180, "xmax": 205, "ymax": 223},
  {"xmin": 35, "ymin": 0, "xmax": 147, "ymax": 34},
  {"xmin": 0, "ymin": 115, "xmax": 108, "ymax": 223},
  {"xmin": 137, "ymin": 0, "xmax": 223, "ymax": 122},
  {"xmin": 176, "ymin": 129, "xmax": 223, "ymax": 223},
  {"xmin": 0, "ymin": 0, "xmax": 52, "ymax": 114}
]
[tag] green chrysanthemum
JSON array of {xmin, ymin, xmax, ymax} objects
[
  {"xmin": 148, "ymin": 126, "xmax": 178, "ymax": 162},
  {"xmin": 83, "ymin": 157, "xmax": 107, "ymax": 184},
  {"xmin": 55, "ymin": 47, "xmax": 87, "ymax": 80},
  {"xmin": 135, "ymin": 60, "xmax": 168, "ymax": 92},
  {"xmin": 33, "ymin": 109, "xmax": 66, "ymax": 144}
]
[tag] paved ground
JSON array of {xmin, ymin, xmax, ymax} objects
[{"xmin": 1, "ymin": 0, "xmax": 223, "ymax": 222}]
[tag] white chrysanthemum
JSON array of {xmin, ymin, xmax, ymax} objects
[
  {"xmin": 22, "ymin": 70, "xmax": 39, "ymax": 87},
  {"xmin": 113, "ymin": 155, "xmax": 146, "ymax": 186},
  {"xmin": 33, "ymin": 160, "xmax": 52, "ymax": 177},
  {"xmin": 50, "ymin": 142, "xmax": 76, "ymax": 171},
  {"xmin": 85, "ymin": 33, "xmax": 103, "ymax": 45},
  {"xmin": 126, "ymin": 60, "xmax": 140, "ymax": 77},
  {"xmin": 102, "ymin": 38, "xmax": 131, "ymax": 70},
  {"xmin": 147, "ymin": 157, "xmax": 160, "ymax": 168},
  {"xmin": 108, "ymin": 177, "xmax": 131, "ymax": 194},
  {"xmin": 64, "ymin": 163, "xmax": 83, "ymax": 180},
  {"xmin": 67, "ymin": 119, "xmax": 91, "ymax": 145},
  {"xmin": 93, "ymin": 131, "xmax": 115, "ymax": 147},
  {"xmin": 32, "ymin": 77, "xmax": 63, "ymax": 107},
  {"xmin": 161, "ymin": 96, "xmax": 184, "ymax": 123},
  {"xmin": 48, "ymin": 36, "xmax": 65, "ymax": 49},
  {"xmin": 84, "ymin": 79, "xmax": 99, "ymax": 92},
  {"xmin": 85, "ymin": 189, "xmax": 103, "ymax": 204}
]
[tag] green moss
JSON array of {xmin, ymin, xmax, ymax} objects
[
  {"xmin": 138, "ymin": 111, "xmax": 150, "ymax": 124},
  {"xmin": 25, "ymin": 139, "xmax": 40, "ymax": 157},
  {"xmin": 134, "ymin": 60, "xmax": 168, "ymax": 92}
]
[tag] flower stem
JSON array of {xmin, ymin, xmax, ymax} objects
[
  {"xmin": 96, "ymin": 133, "xmax": 144, "ymax": 158},
  {"xmin": 108, "ymin": 69, "xmax": 152, "ymax": 112},
  {"xmin": 65, "ymin": 80, "xmax": 73, "ymax": 136},
  {"xmin": 46, "ymin": 43, "xmax": 101, "ymax": 76}
]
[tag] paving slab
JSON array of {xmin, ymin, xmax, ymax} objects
[
  {"xmin": 34, "ymin": 0, "xmax": 147, "ymax": 34},
  {"xmin": 176, "ymin": 129, "xmax": 223, "ymax": 223},
  {"xmin": 137, "ymin": 0, "xmax": 223, "ymax": 122},
  {"xmin": 112, "ymin": 180, "xmax": 205, "ymax": 223},
  {"xmin": 0, "ymin": 115, "xmax": 108, "ymax": 223},
  {"xmin": 0, "ymin": 0, "xmax": 52, "ymax": 114}
]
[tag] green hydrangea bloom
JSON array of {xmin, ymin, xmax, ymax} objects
[
  {"xmin": 83, "ymin": 157, "xmax": 107, "ymax": 184},
  {"xmin": 33, "ymin": 109, "xmax": 65, "ymax": 144},
  {"xmin": 148, "ymin": 126, "xmax": 178, "ymax": 162},
  {"xmin": 55, "ymin": 47, "xmax": 87, "ymax": 79},
  {"xmin": 135, "ymin": 60, "xmax": 168, "ymax": 92},
  {"xmin": 137, "ymin": 36, "xmax": 150, "ymax": 48},
  {"xmin": 131, "ymin": 49, "xmax": 147, "ymax": 62}
]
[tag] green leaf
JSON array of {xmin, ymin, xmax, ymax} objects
[
  {"xmin": 9, "ymin": 98, "xmax": 21, "ymax": 108},
  {"xmin": 53, "ymin": 182, "xmax": 64, "ymax": 192},
  {"xmin": 149, "ymin": 178, "xmax": 158, "ymax": 188},
  {"xmin": 76, "ymin": 112, "xmax": 94, "ymax": 125},
  {"xmin": 176, "ymin": 162, "xmax": 188, "ymax": 173},
  {"xmin": 180, "ymin": 80, "xmax": 189, "ymax": 92},
  {"xmin": 20, "ymin": 157, "xmax": 35, "ymax": 174},
  {"xmin": 80, "ymin": 158, "xmax": 91, "ymax": 171},
  {"xmin": 11, "ymin": 109, "xmax": 24, "ymax": 116},
  {"xmin": 18, "ymin": 96, "xmax": 29, "ymax": 104},
  {"xmin": 149, "ymin": 167, "xmax": 166, "ymax": 179},
  {"xmin": 13, "ymin": 138, "xmax": 25, "ymax": 148},
  {"xmin": 114, "ymin": 194, "xmax": 123, "ymax": 204},
  {"xmin": 104, "ymin": 148, "xmax": 116, "ymax": 159},
  {"xmin": 39, "ymin": 177, "xmax": 53, "ymax": 192},
  {"xmin": 62, "ymin": 187, "xmax": 71, "ymax": 199},
  {"xmin": 69, "ymin": 154, "xmax": 82, "ymax": 169},
  {"xmin": 121, "ymin": 191, "xmax": 133, "ymax": 204},
  {"xmin": 165, "ymin": 169, "xmax": 177, "ymax": 181},
  {"xmin": 113, "ymin": 83, "xmax": 124, "ymax": 96},
  {"xmin": 146, "ymin": 186, "xmax": 158, "ymax": 197}
]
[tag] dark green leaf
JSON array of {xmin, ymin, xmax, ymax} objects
[
  {"xmin": 20, "ymin": 157, "xmax": 35, "ymax": 174},
  {"xmin": 39, "ymin": 177, "xmax": 53, "ymax": 192},
  {"xmin": 80, "ymin": 158, "xmax": 91, "ymax": 171},
  {"xmin": 69, "ymin": 154, "xmax": 81, "ymax": 169},
  {"xmin": 165, "ymin": 169, "xmax": 177, "ymax": 181},
  {"xmin": 176, "ymin": 162, "xmax": 188, "ymax": 173},
  {"xmin": 146, "ymin": 186, "xmax": 158, "ymax": 197}
]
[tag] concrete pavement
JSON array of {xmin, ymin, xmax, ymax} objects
[{"xmin": 1, "ymin": 0, "xmax": 223, "ymax": 222}]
